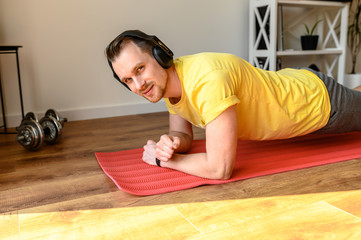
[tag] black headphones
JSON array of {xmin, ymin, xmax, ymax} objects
[{"xmin": 107, "ymin": 30, "xmax": 174, "ymax": 90}]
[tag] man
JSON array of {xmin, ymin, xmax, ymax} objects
[{"xmin": 106, "ymin": 30, "xmax": 361, "ymax": 180}]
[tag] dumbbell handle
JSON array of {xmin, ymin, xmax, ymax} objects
[{"xmin": 16, "ymin": 135, "xmax": 25, "ymax": 141}]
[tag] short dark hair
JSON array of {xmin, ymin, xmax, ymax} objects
[{"xmin": 105, "ymin": 30, "xmax": 153, "ymax": 62}]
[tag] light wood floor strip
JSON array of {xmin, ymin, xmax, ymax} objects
[
  {"xmin": 18, "ymin": 206, "xmax": 199, "ymax": 240},
  {"xmin": 0, "ymin": 190, "xmax": 360, "ymax": 239},
  {"xmin": 187, "ymin": 198, "xmax": 361, "ymax": 240},
  {"xmin": 320, "ymin": 201, "xmax": 361, "ymax": 221},
  {"xmin": 0, "ymin": 212, "xmax": 19, "ymax": 240},
  {"xmin": 175, "ymin": 207, "xmax": 203, "ymax": 234},
  {"xmin": 326, "ymin": 191, "xmax": 361, "ymax": 218}
]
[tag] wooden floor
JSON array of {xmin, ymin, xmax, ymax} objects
[{"xmin": 1, "ymin": 111, "xmax": 361, "ymax": 239}]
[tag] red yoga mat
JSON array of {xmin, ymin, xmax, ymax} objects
[{"xmin": 95, "ymin": 132, "xmax": 361, "ymax": 196}]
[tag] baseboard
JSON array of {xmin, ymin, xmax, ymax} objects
[{"xmin": 1, "ymin": 101, "xmax": 168, "ymax": 128}]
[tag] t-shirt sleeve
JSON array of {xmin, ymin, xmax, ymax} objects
[
  {"xmin": 193, "ymin": 70, "xmax": 240, "ymax": 125},
  {"xmin": 164, "ymin": 98, "xmax": 176, "ymax": 114}
]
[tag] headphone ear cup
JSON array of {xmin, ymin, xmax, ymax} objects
[
  {"xmin": 153, "ymin": 46, "xmax": 173, "ymax": 69},
  {"xmin": 107, "ymin": 60, "xmax": 131, "ymax": 90}
]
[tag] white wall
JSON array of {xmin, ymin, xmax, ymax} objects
[{"xmin": 0, "ymin": 0, "xmax": 249, "ymax": 127}]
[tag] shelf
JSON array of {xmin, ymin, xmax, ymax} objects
[
  {"xmin": 277, "ymin": 49, "xmax": 343, "ymax": 56},
  {"xmin": 249, "ymin": 0, "xmax": 348, "ymax": 83},
  {"xmin": 278, "ymin": 0, "xmax": 348, "ymax": 8}
]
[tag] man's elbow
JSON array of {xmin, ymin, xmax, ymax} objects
[
  {"xmin": 219, "ymin": 170, "xmax": 233, "ymax": 180},
  {"xmin": 210, "ymin": 165, "xmax": 233, "ymax": 180}
]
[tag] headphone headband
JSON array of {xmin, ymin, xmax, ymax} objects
[{"xmin": 118, "ymin": 30, "xmax": 174, "ymax": 61}]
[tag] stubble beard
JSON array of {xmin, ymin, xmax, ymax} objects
[{"xmin": 146, "ymin": 77, "xmax": 168, "ymax": 103}]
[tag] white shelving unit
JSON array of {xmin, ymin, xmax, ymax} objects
[{"xmin": 249, "ymin": 0, "xmax": 349, "ymax": 84}]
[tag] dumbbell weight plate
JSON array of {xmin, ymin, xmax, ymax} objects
[
  {"xmin": 40, "ymin": 115, "xmax": 62, "ymax": 145},
  {"xmin": 16, "ymin": 119, "xmax": 44, "ymax": 151},
  {"xmin": 16, "ymin": 112, "xmax": 39, "ymax": 132},
  {"xmin": 45, "ymin": 109, "xmax": 67, "ymax": 126},
  {"xmin": 24, "ymin": 112, "xmax": 39, "ymax": 122}
]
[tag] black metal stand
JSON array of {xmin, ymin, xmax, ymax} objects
[{"xmin": 0, "ymin": 46, "xmax": 24, "ymax": 134}]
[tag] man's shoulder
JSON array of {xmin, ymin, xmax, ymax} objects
[
  {"xmin": 177, "ymin": 52, "xmax": 238, "ymax": 62},
  {"xmin": 176, "ymin": 52, "xmax": 241, "ymax": 75}
]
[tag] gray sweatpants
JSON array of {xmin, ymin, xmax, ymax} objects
[{"xmin": 306, "ymin": 68, "xmax": 361, "ymax": 134}]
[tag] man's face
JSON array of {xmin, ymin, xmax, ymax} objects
[{"xmin": 112, "ymin": 41, "xmax": 168, "ymax": 103}]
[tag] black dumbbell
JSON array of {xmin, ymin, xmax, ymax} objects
[
  {"xmin": 39, "ymin": 109, "xmax": 67, "ymax": 145},
  {"xmin": 16, "ymin": 109, "xmax": 67, "ymax": 150},
  {"xmin": 16, "ymin": 112, "xmax": 44, "ymax": 151}
]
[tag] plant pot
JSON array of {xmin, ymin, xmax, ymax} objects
[
  {"xmin": 301, "ymin": 35, "xmax": 319, "ymax": 50},
  {"xmin": 344, "ymin": 73, "xmax": 361, "ymax": 89}
]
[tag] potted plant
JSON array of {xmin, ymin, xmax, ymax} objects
[
  {"xmin": 345, "ymin": 0, "xmax": 361, "ymax": 88},
  {"xmin": 301, "ymin": 19, "xmax": 322, "ymax": 50}
]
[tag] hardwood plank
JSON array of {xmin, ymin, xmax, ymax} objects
[
  {"xmin": 18, "ymin": 205, "xmax": 199, "ymax": 240},
  {"xmin": 177, "ymin": 190, "xmax": 361, "ymax": 236},
  {"xmin": 0, "ymin": 211, "xmax": 19, "ymax": 240},
  {"xmin": 0, "ymin": 173, "xmax": 111, "ymax": 213},
  {"xmin": 188, "ymin": 201, "xmax": 361, "ymax": 240},
  {"xmin": 326, "ymin": 191, "xmax": 361, "ymax": 218}
]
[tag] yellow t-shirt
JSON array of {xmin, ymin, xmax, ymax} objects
[{"xmin": 165, "ymin": 53, "xmax": 331, "ymax": 140}]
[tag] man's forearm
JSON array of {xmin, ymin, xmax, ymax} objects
[{"xmin": 160, "ymin": 152, "xmax": 232, "ymax": 180}]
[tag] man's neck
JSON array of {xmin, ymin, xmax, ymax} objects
[{"xmin": 164, "ymin": 65, "xmax": 182, "ymax": 102}]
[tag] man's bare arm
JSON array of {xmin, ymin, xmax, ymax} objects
[{"xmin": 143, "ymin": 105, "xmax": 238, "ymax": 179}]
